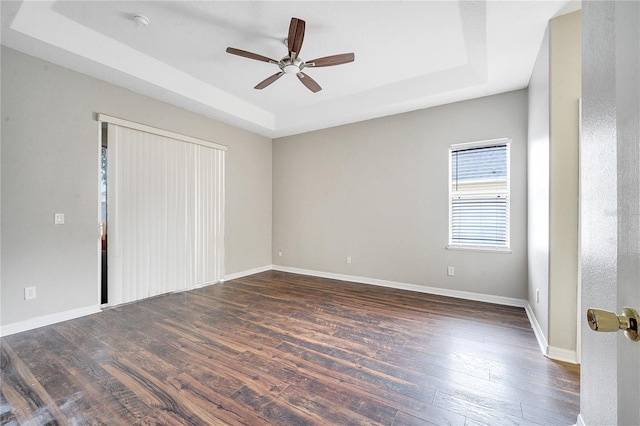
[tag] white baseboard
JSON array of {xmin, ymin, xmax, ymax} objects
[
  {"xmin": 272, "ymin": 264, "xmax": 528, "ymax": 308},
  {"xmin": 0, "ymin": 305, "xmax": 101, "ymax": 337},
  {"xmin": 547, "ymin": 345, "xmax": 578, "ymax": 364},
  {"xmin": 524, "ymin": 303, "xmax": 549, "ymax": 355},
  {"xmin": 225, "ymin": 264, "xmax": 273, "ymax": 281},
  {"xmin": 524, "ymin": 303, "xmax": 579, "ymax": 364},
  {"xmin": 575, "ymin": 413, "xmax": 586, "ymax": 426}
]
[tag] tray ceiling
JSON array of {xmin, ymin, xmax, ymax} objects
[{"xmin": 1, "ymin": 1, "xmax": 580, "ymax": 138}]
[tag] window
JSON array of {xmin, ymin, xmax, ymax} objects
[{"xmin": 448, "ymin": 139, "xmax": 510, "ymax": 251}]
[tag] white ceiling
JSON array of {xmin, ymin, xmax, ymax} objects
[{"xmin": 1, "ymin": 1, "xmax": 580, "ymax": 138}]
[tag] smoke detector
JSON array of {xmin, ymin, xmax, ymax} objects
[{"xmin": 132, "ymin": 14, "xmax": 150, "ymax": 27}]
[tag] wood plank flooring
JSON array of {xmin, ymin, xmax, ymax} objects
[{"xmin": 1, "ymin": 271, "xmax": 580, "ymax": 425}]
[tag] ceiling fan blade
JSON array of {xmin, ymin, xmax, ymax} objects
[
  {"xmin": 254, "ymin": 72, "xmax": 285, "ymax": 90},
  {"xmin": 226, "ymin": 47, "xmax": 277, "ymax": 64},
  {"xmin": 296, "ymin": 72, "xmax": 322, "ymax": 93},
  {"xmin": 287, "ymin": 17, "xmax": 306, "ymax": 58},
  {"xmin": 305, "ymin": 53, "xmax": 355, "ymax": 68}
]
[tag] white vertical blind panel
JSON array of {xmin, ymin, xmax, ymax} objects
[
  {"xmin": 193, "ymin": 146, "xmax": 225, "ymax": 286},
  {"xmin": 107, "ymin": 123, "xmax": 224, "ymax": 306}
]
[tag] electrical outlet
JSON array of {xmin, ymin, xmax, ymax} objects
[
  {"xmin": 54, "ymin": 213, "xmax": 65, "ymax": 225},
  {"xmin": 278, "ymin": 250, "xmax": 283, "ymax": 257},
  {"xmin": 24, "ymin": 286, "xmax": 37, "ymax": 300},
  {"xmin": 346, "ymin": 256, "xmax": 352, "ymax": 264},
  {"xmin": 447, "ymin": 266, "xmax": 455, "ymax": 276}
]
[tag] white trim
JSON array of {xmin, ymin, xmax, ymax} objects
[
  {"xmin": 547, "ymin": 346, "xmax": 578, "ymax": 364},
  {"xmin": 192, "ymin": 280, "xmax": 223, "ymax": 289},
  {"xmin": 524, "ymin": 302, "xmax": 549, "ymax": 355},
  {"xmin": 451, "ymin": 137, "xmax": 511, "ymax": 151},
  {"xmin": 575, "ymin": 413, "xmax": 586, "ymax": 426},
  {"xmin": 272, "ymin": 265, "xmax": 527, "ymax": 308},
  {"xmin": 225, "ymin": 265, "xmax": 273, "ymax": 281},
  {"xmin": 0, "ymin": 305, "xmax": 101, "ymax": 337},
  {"xmin": 524, "ymin": 302, "xmax": 579, "ymax": 364},
  {"xmin": 96, "ymin": 113, "xmax": 227, "ymax": 151},
  {"xmin": 576, "ymin": 98, "xmax": 583, "ymax": 366}
]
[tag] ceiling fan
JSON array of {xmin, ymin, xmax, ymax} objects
[{"xmin": 226, "ymin": 17, "xmax": 355, "ymax": 93}]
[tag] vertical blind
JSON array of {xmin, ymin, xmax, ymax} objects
[
  {"xmin": 103, "ymin": 116, "xmax": 225, "ymax": 306},
  {"xmin": 449, "ymin": 142, "xmax": 509, "ymax": 248}
]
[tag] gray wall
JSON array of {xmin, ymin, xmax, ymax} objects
[
  {"xmin": 527, "ymin": 11, "xmax": 581, "ymax": 359},
  {"xmin": 273, "ymin": 90, "xmax": 528, "ymax": 299},
  {"xmin": 1, "ymin": 47, "xmax": 272, "ymax": 327},
  {"xmin": 548, "ymin": 11, "xmax": 581, "ymax": 355},
  {"xmin": 528, "ymin": 26, "xmax": 551, "ymax": 342}
]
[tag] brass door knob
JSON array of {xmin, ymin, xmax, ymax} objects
[{"xmin": 587, "ymin": 307, "xmax": 640, "ymax": 342}]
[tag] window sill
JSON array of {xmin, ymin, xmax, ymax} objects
[{"xmin": 446, "ymin": 245, "xmax": 512, "ymax": 254}]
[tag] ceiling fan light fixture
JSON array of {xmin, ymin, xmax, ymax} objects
[
  {"xmin": 283, "ymin": 64, "xmax": 299, "ymax": 74},
  {"xmin": 281, "ymin": 56, "xmax": 303, "ymax": 74}
]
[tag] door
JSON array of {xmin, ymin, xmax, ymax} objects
[
  {"xmin": 581, "ymin": 1, "xmax": 640, "ymax": 425},
  {"xmin": 614, "ymin": 2, "xmax": 640, "ymax": 422}
]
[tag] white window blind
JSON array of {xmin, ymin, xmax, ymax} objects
[
  {"xmin": 449, "ymin": 140, "xmax": 510, "ymax": 250},
  {"xmin": 101, "ymin": 115, "xmax": 225, "ymax": 306}
]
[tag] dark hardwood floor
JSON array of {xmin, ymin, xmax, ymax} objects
[{"xmin": 1, "ymin": 271, "xmax": 579, "ymax": 425}]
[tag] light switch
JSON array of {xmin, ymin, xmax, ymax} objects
[{"xmin": 54, "ymin": 213, "xmax": 65, "ymax": 225}]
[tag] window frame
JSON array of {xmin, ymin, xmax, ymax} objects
[{"xmin": 447, "ymin": 138, "xmax": 511, "ymax": 253}]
